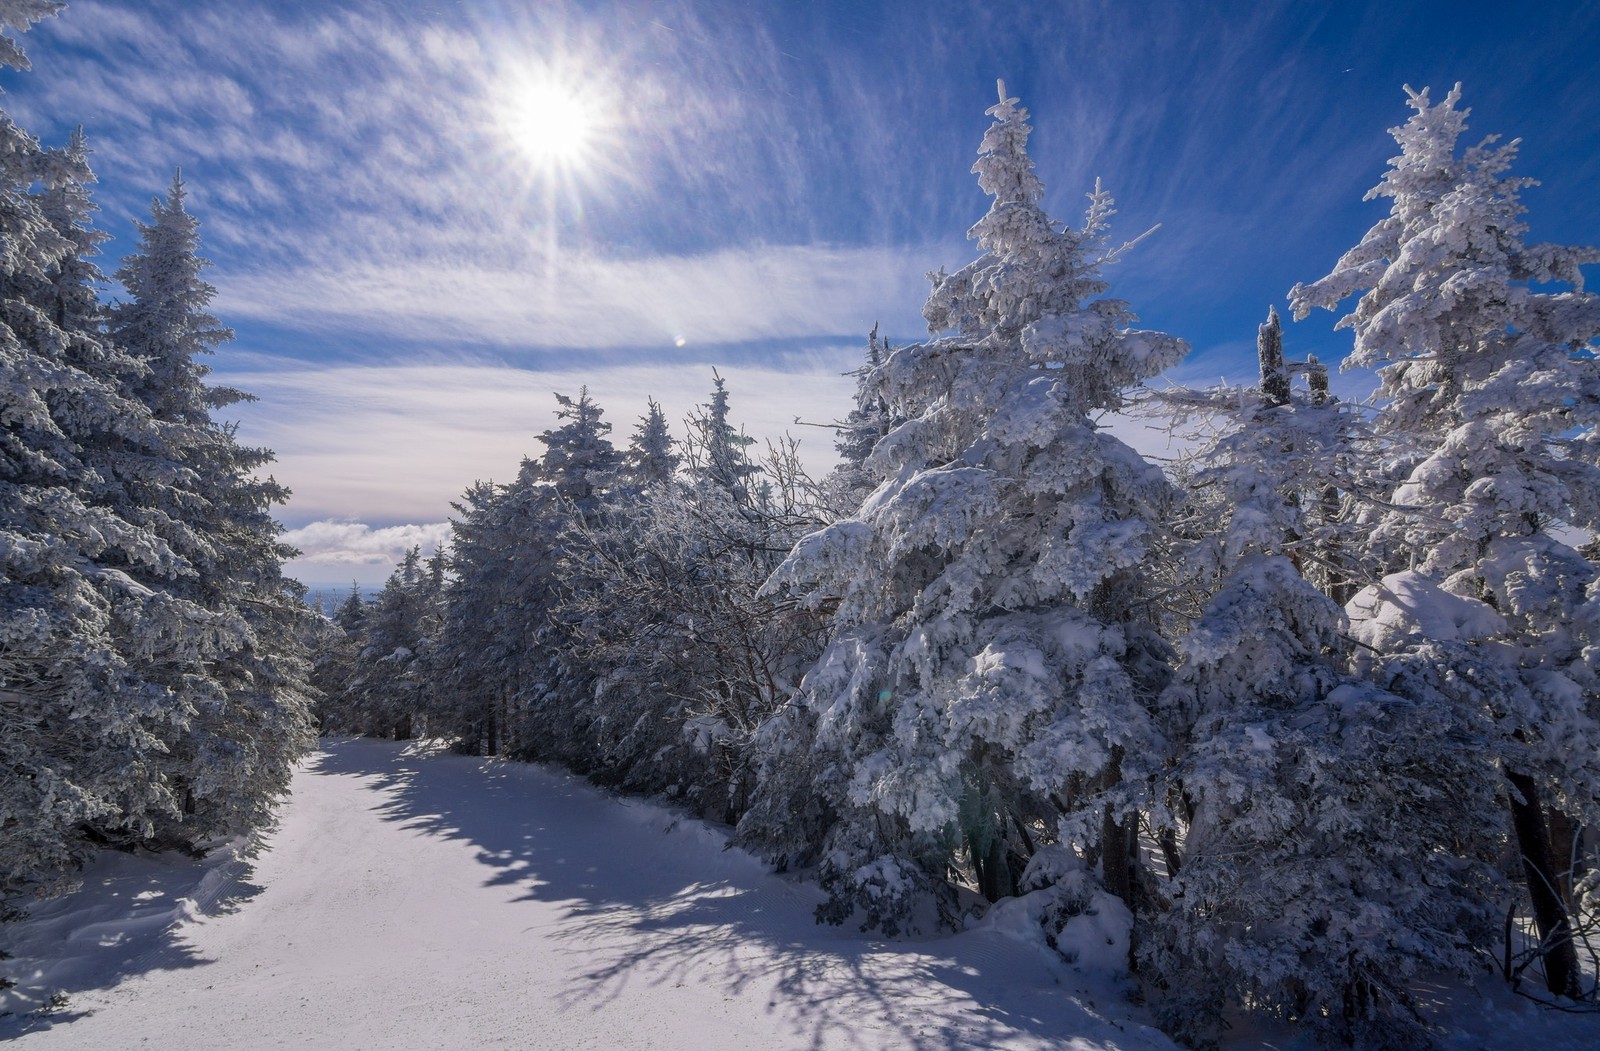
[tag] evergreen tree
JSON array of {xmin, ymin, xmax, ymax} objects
[
  {"xmin": 0, "ymin": 3, "xmax": 198, "ymax": 903},
  {"xmin": 433, "ymin": 480, "xmax": 515, "ymax": 755},
  {"xmin": 687, "ymin": 370, "xmax": 760, "ymax": 503},
  {"xmin": 1142, "ymin": 311, "xmax": 1497, "ymax": 1044},
  {"xmin": 334, "ymin": 582, "xmax": 367, "ymax": 632},
  {"xmin": 108, "ymin": 174, "xmax": 316, "ymax": 845},
  {"xmin": 338, "ymin": 547, "xmax": 444, "ymax": 739},
  {"xmin": 430, "ymin": 391, "xmax": 620, "ymax": 761},
  {"xmin": 309, "ymin": 583, "xmax": 367, "ymax": 734},
  {"xmin": 747, "ymin": 83, "xmax": 1187, "ymax": 932},
  {"xmin": 555, "ymin": 381, "xmax": 828, "ymax": 819},
  {"xmin": 623, "ymin": 397, "xmax": 679, "ymax": 490},
  {"xmin": 822, "ymin": 324, "xmax": 897, "ymax": 512},
  {"xmin": 1292, "ymin": 84, "xmax": 1600, "ymax": 998},
  {"xmin": 519, "ymin": 388, "xmax": 621, "ymax": 762},
  {"xmin": 537, "ymin": 387, "xmax": 621, "ymax": 521}
]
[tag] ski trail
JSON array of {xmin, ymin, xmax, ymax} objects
[{"xmin": 2, "ymin": 738, "xmax": 1172, "ymax": 1051}]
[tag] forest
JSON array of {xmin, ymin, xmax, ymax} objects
[{"xmin": 3, "ymin": 0, "xmax": 1599, "ymax": 1046}]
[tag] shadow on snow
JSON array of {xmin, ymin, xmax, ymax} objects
[
  {"xmin": 310, "ymin": 736, "xmax": 1147, "ymax": 1051},
  {"xmin": 0, "ymin": 830, "xmax": 269, "ymax": 1036}
]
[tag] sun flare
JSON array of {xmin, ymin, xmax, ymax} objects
[{"xmin": 501, "ymin": 78, "xmax": 596, "ymax": 171}]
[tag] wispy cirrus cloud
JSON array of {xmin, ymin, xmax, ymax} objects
[
  {"xmin": 214, "ymin": 243, "xmax": 937, "ymax": 351},
  {"xmin": 5, "ymin": 0, "xmax": 1593, "ymax": 558}
]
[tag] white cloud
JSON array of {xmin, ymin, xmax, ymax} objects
[
  {"xmin": 214, "ymin": 243, "xmax": 934, "ymax": 350},
  {"xmin": 284, "ymin": 520, "xmax": 453, "ymax": 586},
  {"xmin": 220, "ymin": 352, "xmax": 863, "ymax": 530}
]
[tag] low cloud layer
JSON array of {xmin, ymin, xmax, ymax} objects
[{"xmin": 284, "ymin": 520, "xmax": 453, "ymax": 585}]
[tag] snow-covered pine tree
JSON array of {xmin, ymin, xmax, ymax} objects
[
  {"xmin": 1142, "ymin": 310, "xmax": 1498, "ymax": 1046},
  {"xmin": 433, "ymin": 480, "xmax": 515, "ymax": 754},
  {"xmin": 309, "ymin": 583, "xmax": 368, "ymax": 734},
  {"xmin": 0, "ymin": 3, "xmax": 202, "ymax": 903},
  {"xmin": 335, "ymin": 547, "xmax": 446, "ymax": 739},
  {"xmin": 749, "ymin": 83, "xmax": 1188, "ymax": 932},
  {"xmin": 519, "ymin": 388, "xmax": 622, "ymax": 765},
  {"xmin": 536, "ymin": 387, "xmax": 622, "ymax": 523},
  {"xmin": 554, "ymin": 379, "xmax": 827, "ymax": 819},
  {"xmin": 1292, "ymin": 84, "xmax": 1600, "ymax": 999},
  {"xmin": 108, "ymin": 174, "xmax": 316, "ymax": 846},
  {"xmin": 622, "ymin": 396, "xmax": 679, "ymax": 492},
  {"xmin": 687, "ymin": 369, "xmax": 761, "ymax": 504},
  {"xmin": 334, "ymin": 582, "xmax": 367, "ymax": 632},
  {"xmin": 429, "ymin": 389, "xmax": 622, "ymax": 762},
  {"xmin": 1157, "ymin": 309, "xmax": 1375, "ymax": 612},
  {"xmin": 821, "ymin": 324, "xmax": 897, "ymax": 513}
]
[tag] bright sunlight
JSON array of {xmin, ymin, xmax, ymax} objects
[{"xmin": 500, "ymin": 76, "xmax": 596, "ymax": 171}]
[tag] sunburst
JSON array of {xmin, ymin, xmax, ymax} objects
[{"xmin": 500, "ymin": 76, "xmax": 598, "ymax": 173}]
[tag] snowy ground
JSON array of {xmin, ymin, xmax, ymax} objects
[{"xmin": 1, "ymin": 738, "xmax": 1594, "ymax": 1050}]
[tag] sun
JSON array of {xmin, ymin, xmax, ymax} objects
[{"xmin": 500, "ymin": 77, "xmax": 597, "ymax": 172}]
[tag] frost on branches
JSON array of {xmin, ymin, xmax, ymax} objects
[
  {"xmin": 748, "ymin": 83, "xmax": 1187, "ymax": 933},
  {"xmin": 1144, "ymin": 313, "xmax": 1497, "ymax": 1045},
  {"xmin": 1294, "ymin": 83, "xmax": 1600, "ymax": 1000},
  {"xmin": 2, "ymin": 4, "xmax": 312, "ymax": 908}
]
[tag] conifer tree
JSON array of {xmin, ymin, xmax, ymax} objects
[
  {"xmin": 339, "ymin": 547, "xmax": 444, "ymax": 739},
  {"xmin": 553, "ymin": 379, "xmax": 827, "ymax": 817},
  {"xmin": 1292, "ymin": 84, "xmax": 1600, "ymax": 998},
  {"xmin": 430, "ymin": 391, "xmax": 621, "ymax": 760},
  {"xmin": 623, "ymin": 397, "xmax": 679, "ymax": 491},
  {"xmin": 749, "ymin": 83, "xmax": 1187, "ymax": 931},
  {"xmin": 823, "ymin": 324, "xmax": 897, "ymax": 510},
  {"xmin": 688, "ymin": 370, "xmax": 761, "ymax": 503},
  {"xmin": 1143, "ymin": 310, "xmax": 1496, "ymax": 1044},
  {"xmin": 0, "ymin": 3, "xmax": 201, "ymax": 902},
  {"xmin": 433, "ymin": 481, "xmax": 514, "ymax": 754},
  {"xmin": 108, "ymin": 174, "xmax": 316, "ymax": 845}
]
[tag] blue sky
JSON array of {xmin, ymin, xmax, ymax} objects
[{"xmin": 4, "ymin": 0, "xmax": 1597, "ymax": 587}]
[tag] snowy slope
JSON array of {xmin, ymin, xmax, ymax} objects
[{"xmin": 1, "ymin": 738, "xmax": 1174, "ymax": 1050}]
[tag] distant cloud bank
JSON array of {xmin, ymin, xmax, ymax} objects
[{"xmin": 284, "ymin": 520, "xmax": 453, "ymax": 585}]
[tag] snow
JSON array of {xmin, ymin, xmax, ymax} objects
[
  {"xmin": 1346, "ymin": 569, "xmax": 1506, "ymax": 649},
  {"xmin": 5, "ymin": 738, "xmax": 1596, "ymax": 1049},
  {"xmin": 0, "ymin": 738, "xmax": 1172, "ymax": 1050}
]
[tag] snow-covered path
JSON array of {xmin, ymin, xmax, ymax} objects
[{"xmin": 2, "ymin": 739, "xmax": 1171, "ymax": 1050}]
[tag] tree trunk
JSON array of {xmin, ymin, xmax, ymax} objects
[
  {"xmin": 1101, "ymin": 806, "xmax": 1136, "ymax": 907},
  {"xmin": 1548, "ymin": 805, "xmax": 1577, "ymax": 909},
  {"xmin": 1506, "ymin": 767, "xmax": 1582, "ymax": 998}
]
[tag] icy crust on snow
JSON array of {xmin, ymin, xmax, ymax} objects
[{"xmin": 1346, "ymin": 569, "xmax": 1505, "ymax": 650}]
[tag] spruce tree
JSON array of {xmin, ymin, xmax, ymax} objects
[
  {"xmin": 749, "ymin": 83, "xmax": 1187, "ymax": 932},
  {"xmin": 1143, "ymin": 310, "xmax": 1496, "ymax": 1044},
  {"xmin": 108, "ymin": 174, "xmax": 316, "ymax": 845},
  {"xmin": 1292, "ymin": 84, "xmax": 1600, "ymax": 998},
  {"xmin": 0, "ymin": 3, "xmax": 196, "ymax": 902},
  {"xmin": 623, "ymin": 397, "xmax": 679, "ymax": 491}
]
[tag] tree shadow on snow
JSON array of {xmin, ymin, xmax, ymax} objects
[
  {"xmin": 312, "ymin": 737, "xmax": 1154, "ymax": 1051},
  {"xmin": 0, "ymin": 831, "xmax": 269, "ymax": 1037}
]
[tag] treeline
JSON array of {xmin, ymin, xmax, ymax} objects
[
  {"xmin": 1, "ymin": 4, "xmax": 314, "ymax": 910},
  {"xmin": 319, "ymin": 83, "xmax": 1600, "ymax": 1046}
]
